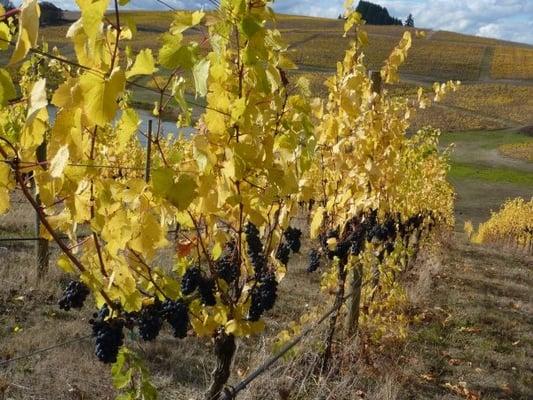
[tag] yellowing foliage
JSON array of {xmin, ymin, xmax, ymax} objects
[
  {"xmin": 472, "ymin": 198, "xmax": 533, "ymax": 253},
  {"xmin": 499, "ymin": 142, "xmax": 533, "ymax": 162},
  {"xmin": 0, "ymin": 0, "xmax": 459, "ymax": 396}
]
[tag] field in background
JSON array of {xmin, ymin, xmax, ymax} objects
[{"xmin": 5, "ymin": 11, "xmax": 528, "ymax": 133}]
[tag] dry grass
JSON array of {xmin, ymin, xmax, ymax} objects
[
  {"xmin": 403, "ymin": 41, "xmax": 485, "ymax": 80},
  {"xmin": 400, "ymin": 240, "xmax": 533, "ymax": 399},
  {"xmin": 432, "ymin": 31, "xmax": 530, "ymax": 48}
]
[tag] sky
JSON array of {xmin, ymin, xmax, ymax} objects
[{"xmin": 50, "ymin": 0, "xmax": 533, "ymax": 45}]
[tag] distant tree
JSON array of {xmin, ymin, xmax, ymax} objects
[
  {"xmin": 39, "ymin": 1, "xmax": 63, "ymax": 26},
  {"xmin": 0, "ymin": 0, "xmax": 15, "ymax": 11},
  {"xmin": 356, "ymin": 1, "xmax": 403, "ymax": 25},
  {"xmin": 405, "ymin": 13, "xmax": 414, "ymax": 27},
  {"xmin": 338, "ymin": 14, "xmax": 343, "ymax": 20}
]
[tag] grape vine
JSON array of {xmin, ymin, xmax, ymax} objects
[{"xmin": 0, "ymin": 0, "xmax": 460, "ymax": 398}]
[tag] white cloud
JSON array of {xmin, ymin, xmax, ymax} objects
[{"xmin": 378, "ymin": 0, "xmax": 533, "ymax": 44}]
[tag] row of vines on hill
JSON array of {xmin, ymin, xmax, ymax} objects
[
  {"xmin": 0, "ymin": 0, "xmax": 457, "ymax": 399},
  {"xmin": 467, "ymin": 198, "xmax": 533, "ymax": 254}
]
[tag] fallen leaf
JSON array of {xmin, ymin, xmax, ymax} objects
[
  {"xmin": 420, "ymin": 373, "xmax": 436, "ymax": 382},
  {"xmin": 443, "ymin": 382, "xmax": 480, "ymax": 400},
  {"xmin": 458, "ymin": 326, "xmax": 481, "ymax": 333},
  {"xmin": 448, "ymin": 358, "xmax": 462, "ymax": 366}
]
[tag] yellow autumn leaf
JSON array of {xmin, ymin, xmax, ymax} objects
[
  {"xmin": 0, "ymin": 162, "xmax": 13, "ymax": 215},
  {"xmin": 26, "ymin": 78, "xmax": 47, "ymax": 122},
  {"xmin": 76, "ymin": 0, "xmax": 108, "ymax": 41},
  {"xmin": 10, "ymin": 0, "xmax": 40, "ymax": 65},
  {"xmin": 79, "ymin": 68, "xmax": 126, "ymax": 126},
  {"xmin": 125, "ymin": 49, "xmax": 157, "ymax": 79},
  {"xmin": 0, "ymin": 68, "xmax": 15, "ymax": 106},
  {"xmin": 0, "ymin": 21, "xmax": 11, "ymax": 51},
  {"xmin": 49, "ymin": 145, "xmax": 70, "ymax": 178},
  {"xmin": 115, "ymin": 108, "xmax": 140, "ymax": 151},
  {"xmin": 170, "ymin": 10, "xmax": 205, "ymax": 34},
  {"xmin": 310, "ymin": 206, "xmax": 325, "ymax": 239}
]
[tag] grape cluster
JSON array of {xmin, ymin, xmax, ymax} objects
[
  {"xmin": 275, "ymin": 241, "xmax": 291, "ymax": 265},
  {"xmin": 88, "ymin": 297, "xmax": 192, "ymax": 363},
  {"xmin": 181, "ymin": 266, "xmax": 217, "ymax": 306},
  {"xmin": 248, "ymin": 274, "xmax": 278, "ymax": 321},
  {"xmin": 90, "ymin": 306, "xmax": 124, "ymax": 364},
  {"xmin": 58, "ymin": 280, "xmax": 90, "ymax": 311},
  {"xmin": 245, "ymin": 222, "xmax": 266, "ymax": 275},
  {"xmin": 368, "ymin": 219, "xmax": 396, "ymax": 242},
  {"xmin": 162, "ymin": 299, "xmax": 189, "ymax": 338},
  {"xmin": 215, "ymin": 240, "xmax": 239, "ymax": 284},
  {"xmin": 307, "ymin": 249, "xmax": 321, "ymax": 272},
  {"xmin": 198, "ymin": 278, "xmax": 217, "ymax": 306},
  {"xmin": 136, "ymin": 302, "xmax": 163, "ymax": 341},
  {"xmin": 349, "ymin": 224, "xmax": 366, "ymax": 256},
  {"xmin": 181, "ymin": 266, "xmax": 202, "ymax": 295},
  {"xmin": 283, "ymin": 227, "xmax": 302, "ymax": 253},
  {"xmin": 406, "ymin": 214, "xmax": 424, "ymax": 231}
]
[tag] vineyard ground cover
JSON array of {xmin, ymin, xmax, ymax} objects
[{"xmin": 399, "ymin": 239, "xmax": 532, "ymax": 399}]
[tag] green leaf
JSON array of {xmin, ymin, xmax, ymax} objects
[
  {"xmin": 158, "ymin": 34, "xmax": 197, "ymax": 70},
  {"xmin": 152, "ymin": 168, "xmax": 198, "ymax": 210},
  {"xmin": 113, "ymin": 367, "xmax": 133, "ymax": 389},
  {"xmin": 141, "ymin": 381, "xmax": 158, "ymax": 400},
  {"xmin": 241, "ymin": 15, "xmax": 262, "ymax": 38}
]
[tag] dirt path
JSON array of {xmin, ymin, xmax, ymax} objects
[
  {"xmin": 288, "ymin": 32, "xmax": 322, "ymax": 48},
  {"xmin": 479, "ymin": 46, "xmax": 495, "ymax": 81},
  {"xmin": 402, "ymin": 238, "xmax": 533, "ymax": 399}
]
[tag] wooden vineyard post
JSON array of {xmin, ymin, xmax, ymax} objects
[
  {"xmin": 344, "ymin": 71, "xmax": 382, "ymax": 337},
  {"xmin": 345, "ymin": 260, "xmax": 363, "ymax": 336},
  {"xmin": 369, "ymin": 69, "xmax": 382, "ymax": 96},
  {"xmin": 35, "ymin": 140, "xmax": 49, "ymax": 279},
  {"xmin": 145, "ymin": 120, "xmax": 153, "ymax": 183}
]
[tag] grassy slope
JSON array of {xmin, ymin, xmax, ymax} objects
[
  {"xmin": 402, "ymin": 240, "xmax": 532, "ymax": 399},
  {"xmin": 439, "ymin": 129, "xmax": 533, "ymax": 226}
]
